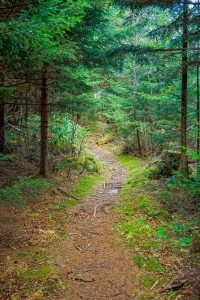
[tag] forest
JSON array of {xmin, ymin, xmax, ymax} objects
[{"xmin": 0, "ymin": 0, "xmax": 200, "ymax": 299}]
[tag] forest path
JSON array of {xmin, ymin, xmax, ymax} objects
[{"xmin": 61, "ymin": 140, "xmax": 138, "ymax": 300}]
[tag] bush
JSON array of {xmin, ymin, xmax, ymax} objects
[
  {"xmin": 147, "ymin": 150, "xmax": 181, "ymax": 179},
  {"xmin": 6, "ymin": 113, "xmax": 88, "ymax": 159}
]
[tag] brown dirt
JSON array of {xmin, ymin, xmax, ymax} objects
[{"xmin": 58, "ymin": 141, "xmax": 138, "ymax": 300}]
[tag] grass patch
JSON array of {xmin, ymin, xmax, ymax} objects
[
  {"xmin": 20, "ymin": 263, "xmax": 54, "ymax": 284},
  {"xmin": 133, "ymin": 255, "xmax": 163, "ymax": 272},
  {"xmin": 53, "ymin": 198, "xmax": 77, "ymax": 211},
  {"xmin": 139, "ymin": 274, "xmax": 160, "ymax": 288},
  {"xmin": 70, "ymin": 174, "xmax": 104, "ymax": 200},
  {"xmin": 0, "ymin": 176, "xmax": 52, "ymax": 208}
]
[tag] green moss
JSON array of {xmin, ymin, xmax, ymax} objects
[
  {"xmin": 140, "ymin": 239, "xmax": 160, "ymax": 250},
  {"xmin": 70, "ymin": 174, "xmax": 104, "ymax": 200},
  {"xmin": 118, "ymin": 200, "xmax": 135, "ymax": 217},
  {"xmin": 137, "ymin": 291, "xmax": 160, "ymax": 300},
  {"xmin": 118, "ymin": 218, "xmax": 155, "ymax": 241},
  {"xmin": 116, "ymin": 155, "xmax": 141, "ymax": 172},
  {"xmin": 139, "ymin": 274, "xmax": 159, "ymax": 288},
  {"xmin": 133, "ymin": 255, "xmax": 163, "ymax": 272},
  {"xmin": 134, "ymin": 195, "xmax": 158, "ymax": 215},
  {"xmin": 53, "ymin": 199, "xmax": 77, "ymax": 211},
  {"xmin": 17, "ymin": 252, "xmax": 29, "ymax": 257},
  {"xmin": 20, "ymin": 263, "xmax": 53, "ymax": 284},
  {"xmin": 32, "ymin": 252, "xmax": 49, "ymax": 261}
]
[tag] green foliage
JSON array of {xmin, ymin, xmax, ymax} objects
[
  {"xmin": 117, "ymin": 154, "xmax": 199, "ymax": 298},
  {"xmin": 0, "ymin": 154, "xmax": 16, "ymax": 161},
  {"xmin": 49, "ymin": 114, "xmax": 88, "ymax": 153},
  {"xmin": 118, "ymin": 218, "xmax": 155, "ymax": 241},
  {"xmin": 0, "ymin": 177, "xmax": 52, "ymax": 208},
  {"xmin": 157, "ymin": 226, "xmax": 167, "ymax": 239},
  {"xmin": 6, "ymin": 113, "xmax": 88, "ymax": 160}
]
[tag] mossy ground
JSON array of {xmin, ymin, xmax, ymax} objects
[
  {"xmin": 0, "ymin": 152, "xmax": 104, "ymax": 299},
  {"xmin": 116, "ymin": 154, "xmax": 197, "ymax": 299},
  {"xmin": 70, "ymin": 173, "xmax": 104, "ymax": 200}
]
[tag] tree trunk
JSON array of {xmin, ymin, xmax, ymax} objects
[
  {"xmin": 197, "ymin": 51, "xmax": 200, "ymax": 180},
  {"xmin": 179, "ymin": 0, "xmax": 189, "ymax": 178},
  {"xmin": 40, "ymin": 63, "xmax": 49, "ymax": 178},
  {"xmin": 0, "ymin": 102, "xmax": 5, "ymax": 153},
  {"xmin": 24, "ymin": 81, "xmax": 29, "ymax": 124},
  {"xmin": 197, "ymin": 0, "xmax": 200, "ymax": 180},
  {"xmin": 133, "ymin": 64, "xmax": 142, "ymax": 155}
]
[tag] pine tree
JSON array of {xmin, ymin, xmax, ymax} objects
[{"xmin": 111, "ymin": 0, "xmax": 200, "ymax": 177}]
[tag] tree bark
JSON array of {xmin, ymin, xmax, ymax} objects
[
  {"xmin": 179, "ymin": 0, "xmax": 189, "ymax": 178},
  {"xmin": 24, "ymin": 81, "xmax": 29, "ymax": 124},
  {"xmin": 0, "ymin": 102, "xmax": 5, "ymax": 153},
  {"xmin": 197, "ymin": 0, "xmax": 200, "ymax": 180},
  {"xmin": 197, "ymin": 59, "xmax": 200, "ymax": 179},
  {"xmin": 133, "ymin": 64, "xmax": 142, "ymax": 155},
  {"xmin": 39, "ymin": 62, "xmax": 49, "ymax": 178}
]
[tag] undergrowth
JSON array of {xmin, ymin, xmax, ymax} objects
[
  {"xmin": 0, "ymin": 177, "xmax": 52, "ymax": 208},
  {"xmin": 116, "ymin": 155, "xmax": 199, "ymax": 300}
]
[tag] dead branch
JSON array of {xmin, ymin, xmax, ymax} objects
[{"xmin": 56, "ymin": 187, "xmax": 80, "ymax": 201}]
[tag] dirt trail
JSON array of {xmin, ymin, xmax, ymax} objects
[{"xmin": 61, "ymin": 141, "xmax": 138, "ymax": 300}]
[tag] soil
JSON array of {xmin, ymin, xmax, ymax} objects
[{"xmin": 59, "ymin": 140, "xmax": 138, "ymax": 300}]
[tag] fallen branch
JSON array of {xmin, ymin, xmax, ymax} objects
[
  {"xmin": 56, "ymin": 187, "xmax": 80, "ymax": 201},
  {"xmin": 68, "ymin": 273, "xmax": 94, "ymax": 282},
  {"xmin": 160, "ymin": 282, "xmax": 185, "ymax": 293},
  {"xmin": 111, "ymin": 291, "xmax": 126, "ymax": 297}
]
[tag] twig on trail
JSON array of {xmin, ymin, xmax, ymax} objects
[
  {"xmin": 150, "ymin": 280, "xmax": 159, "ymax": 290},
  {"xmin": 56, "ymin": 187, "xmax": 80, "ymax": 201},
  {"xmin": 160, "ymin": 282, "xmax": 185, "ymax": 293},
  {"xmin": 68, "ymin": 273, "xmax": 94, "ymax": 282},
  {"xmin": 111, "ymin": 291, "xmax": 126, "ymax": 297},
  {"xmin": 93, "ymin": 206, "xmax": 97, "ymax": 218},
  {"xmin": 108, "ymin": 280, "xmax": 129, "ymax": 298},
  {"xmin": 69, "ymin": 232, "xmax": 82, "ymax": 237},
  {"xmin": 108, "ymin": 280, "xmax": 118, "ymax": 288},
  {"xmin": 75, "ymin": 246, "xmax": 83, "ymax": 253}
]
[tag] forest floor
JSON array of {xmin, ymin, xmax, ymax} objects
[
  {"xmin": 0, "ymin": 138, "xmax": 199, "ymax": 300},
  {"xmin": 0, "ymin": 139, "xmax": 140, "ymax": 300}
]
